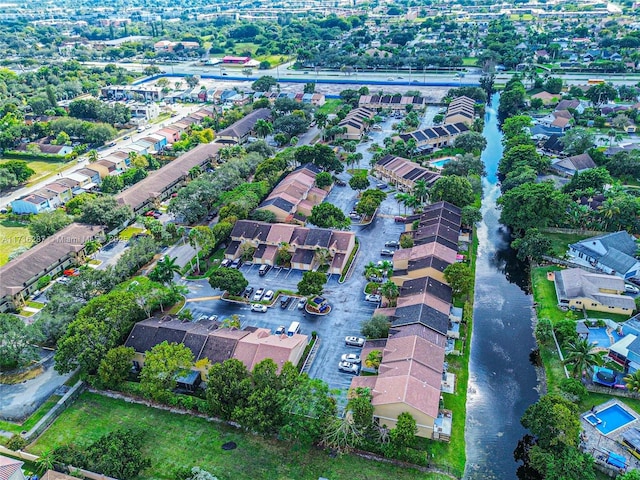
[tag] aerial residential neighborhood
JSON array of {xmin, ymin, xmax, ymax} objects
[{"xmin": 1, "ymin": 0, "xmax": 640, "ymax": 479}]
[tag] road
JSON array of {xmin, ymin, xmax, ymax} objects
[
  {"xmin": 83, "ymin": 60, "xmax": 640, "ymax": 87},
  {"xmin": 0, "ymin": 103, "xmax": 202, "ymax": 210}
]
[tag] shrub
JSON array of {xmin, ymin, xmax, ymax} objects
[
  {"xmin": 559, "ymin": 377, "xmax": 588, "ymax": 403},
  {"xmin": 6, "ymin": 434, "xmax": 27, "ymax": 451}
]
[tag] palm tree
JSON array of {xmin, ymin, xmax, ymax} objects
[
  {"xmin": 413, "ymin": 180, "xmax": 429, "ymax": 205},
  {"xmin": 151, "ymin": 255, "xmax": 181, "ymax": 284},
  {"xmin": 597, "ymin": 198, "xmax": 620, "ymax": 230},
  {"xmin": 380, "ymin": 280, "xmax": 399, "ymax": 307},
  {"xmin": 84, "ymin": 240, "xmax": 102, "ymax": 255},
  {"xmin": 87, "ymin": 149, "xmax": 98, "ymax": 162},
  {"xmin": 624, "ymin": 370, "xmax": 640, "ymax": 393},
  {"xmin": 364, "ymin": 261, "xmax": 381, "ymax": 280},
  {"xmin": 365, "ymin": 350, "xmax": 383, "ymax": 372},
  {"xmin": 563, "ymin": 338, "xmax": 604, "ymax": 378},
  {"xmin": 255, "ymin": 119, "xmax": 274, "ymax": 138},
  {"xmin": 314, "ymin": 248, "xmax": 333, "ymax": 269},
  {"xmin": 395, "ymin": 192, "xmax": 410, "ymax": 215}
]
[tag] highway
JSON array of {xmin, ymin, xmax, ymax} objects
[{"xmin": 83, "ymin": 60, "xmax": 640, "ymax": 87}]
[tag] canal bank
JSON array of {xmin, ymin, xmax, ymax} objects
[{"xmin": 464, "ymin": 94, "xmax": 540, "ymax": 479}]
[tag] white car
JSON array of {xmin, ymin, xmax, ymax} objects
[
  {"xmin": 252, "ymin": 288, "xmax": 265, "ymax": 301},
  {"xmin": 263, "ymin": 290, "xmax": 274, "ymax": 302},
  {"xmin": 297, "ymin": 297, "xmax": 307, "ymax": 310},
  {"xmin": 338, "ymin": 361, "xmax": 360, "ymax": 374},
  {"xmin": 625, "ymin": 284, "xmax": 639, "ymax": 294},
  {"xmin": 365, "ymin": 294, "xmax": 381, "ymax": 303},
  {"xmin": 341, "ymin": 353, "xmax": 361, "ymax": 364},
  {"xmin": 345, "ymin": 336, "xmax": 365, "ymax": 347},
  {"xmin": 251, "ymin": 304, "xmax": 267, "ymax": 313}
]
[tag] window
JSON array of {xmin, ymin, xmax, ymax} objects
[
  {"xmin": 591, "ymin": 303, "xmax": 597, "ymax": 307},
  {"xmin": 576, "ymin": 301, "xmax": 582, "ymax": 305}
]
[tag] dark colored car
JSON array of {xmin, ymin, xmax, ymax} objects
[
  {"xmin": 243, "ymin": 286, "xmax": 254, "ymax": 298},
  {"xmin": 280, "ymin": 296, "xmax": 292, "ymax": 309}
]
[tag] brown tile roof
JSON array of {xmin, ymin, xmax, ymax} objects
[
  {"xmin": 0, "ymin": 223, "xmax": 103, "ymax": 299},
  {"xmin": 115, "ymin": 143, "xmax": 221, "ymax": 210},
  {"xmin": 232, "ymin": 328, "xmax": 307, "ymax": 372},
  {"xmin": 392, "ymin": 242, "xmax": 457, "ymax": 264}
]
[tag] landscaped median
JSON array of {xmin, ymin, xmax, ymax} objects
[{"xmin": 26, "ymin": 391, "xmax": 451, "ymax": 480}]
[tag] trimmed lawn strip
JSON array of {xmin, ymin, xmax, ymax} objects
[
  {"xmin": 429, "ymin": 225, "xmax": 478, "ymax": 474},
  {"xmin": 0, "ymin": 395, "xmax": 62, "ymax": 439},
  {"xmin": 28, "ymin": 392, "xmax": 447, "ymax": 480},
  {"xmin": 119, "ymin": 226, "xmax": 144, "ymax": 240}
]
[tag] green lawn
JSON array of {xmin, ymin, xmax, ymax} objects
[
  {"xmin": 119, "ymin": 226, "xmax": 144, "ymax": 240},
  {"xmin": 461, "ymin": 57, "xmax": 477, "ymax": 66},
  {"xmin": 4, "ymin": 159, "xmax": 73, "ymax": 187},
  {"xmin": 543, "ymin": 231, "xmax": 592, "ymax": 258},
  {"xmin": 0, "ymin": 218, "xmax": 32, "ymax": 266},
  {"xmin": 28, "ymin": 392, "xmax": 449, "ymax": 480},
  {"xmin": 316, "ymin": 99, "xmax": 342, "ymax": 115},
  {"xmin": 531, "ymin": 266, "xmax": 579, "ymax": 324}
]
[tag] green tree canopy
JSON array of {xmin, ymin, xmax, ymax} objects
[
  {"xmin": 443, "ymin": 263, "xmax": 473, "ymax": 298},
  {"xmin": 297, "ymin": 271, "xmax": 328, "ymax": 296},
  {"xmin": 361, "ymin": 313, "xmax": 391, "ymax": 339},
  {"xmin": 0, "ymin": 313, "xmax": 38, "ymax": 370},
  {"xmin": 140, "ymin": 341, "xmax": 194, "ymax": 400},
  {"xmin": 498, "ymin": 181, "xmax": 569, "ymax": 234},
  {"xmin": 28, "ymin": 210, "xmax": 73, "ymax": 240},
  {"xmin": 208, "ymin": 268, "xmax": 248, "ymax": 296},
  {"xmin": 308, "ymin": 202, "xmax": 350, "ymax": 229},
  {"xmin": 430, "ymin": 175, "xmax": 475, "ymax": 208},
  {"xmin": 453, "ymin": 131, "xmax": 487, "ymax": 154},
  {"xmin": 97, "ymin": 346, "xmax": 135, "ymax": 389}
]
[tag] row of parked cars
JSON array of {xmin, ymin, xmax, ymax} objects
[{"xmin": 339, "ymin": 336, "xmax": 366, "ymax": 374}]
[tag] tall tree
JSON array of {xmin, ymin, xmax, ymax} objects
[{"xmin": 140, "ymin": 341, "xmax": 194, "ymax": 400}]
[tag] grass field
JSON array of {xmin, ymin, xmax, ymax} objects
[
  {"xmin": 28, "ymin": 392, "xmax": 451, "ymax": 480},
  {"xmin": 542, "ymin": 231, "xmax": 593, "ymax": 258},
  {"xmin": 20, "ymin": 159, "xmax": 72, "ymax": 186},
  {"xmin": 0, "ymin": 218, "xmax": 32, "ymax": 266},
  {"xmin": 461, "ymin": 58, "xmax": 477, "ymax": 66},
  {"xmin": 316, "ymin": 99, "xmax": 342, "ymax": 115}
]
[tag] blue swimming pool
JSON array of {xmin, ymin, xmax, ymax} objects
[
  {"xmin": 586, "ymin": 403, "xmax": 636, "ymax": 435},
  {"xmin": 430, "ymin": 158, "xmax": 451, "ymax": 168}
]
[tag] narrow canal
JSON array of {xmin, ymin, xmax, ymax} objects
[{"xmin": 464, "ymin": 94, "xmax": 540, "ymax": 479}]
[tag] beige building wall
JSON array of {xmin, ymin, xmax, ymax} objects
[
  {"xmin": 373, "ymin": 403, "xmax": 436, "ymax": 438},
  {"xmin": 568, "ymin": 297, "xmax": 633, "ymax": 316}
]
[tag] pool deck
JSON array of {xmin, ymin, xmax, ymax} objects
[{"xmin": 580, "ymin": 399, "xmax": 640, "ymax": 473}]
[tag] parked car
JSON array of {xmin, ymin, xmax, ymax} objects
[
  {"xmin": 380, "ymin": 249, "xmax": 394, "ymax": 257},
  {"xmin": 231, "ymin": 258, "xmax": 242, "ymax": 269},
  {"xmin": 365, "ymin": 294, "xmax": 381, "ymax": 303},
  {"xmin": 377, "ymin": 183, "xmax": 387, "ymax": 189},
  {"xmin": 259, "ymin": 264, "xmax": 271, "ymax": 276},
  {"xmin": 345, "ymin": 336, "xmax": 365, "ymax": 347},
  {"xmin": 338, "ymin": 361, "xmax": 360, "ymax": 374},
  {"xmin": 341, "ymin": 353, "xmax": 362, "ymax": 364},
  {"xmin": 626, "ymin": 284, "xmax": 639, "ymax": 294},
  {"xmin": 253, "ymin": 288, "xmax": 265, "ymax": 301},
  {"xmin": 251, "ymin": 304, "xmax": 267, "ymax": 313},
  {"xmin": 385, "ymin": 241, "xmax": 399, "ymax": 248},
  {"xmin": 630, "ymin": 277, "xmax": 640, "ymax": 287},
  {"xmin": 275, "ymin": 325, "xmax": 286, "ymax": 335},
  {"xmin": 263, "ymin": 290, "xmax": 274, "ymax": 302},
  {"xmin": 297, "ymin": 297, "xmax": 307, "ymax": 310},
  {"xmin": 394, "ymin": 216, "xmax": 405, "ymax": 223},
  {"xmin": 208, "ymin": 315, "xmax": 219, "ymax": 322},
  {"xmin": 280, "ymin": 296, "xmax": 292, "ymax": 309},
  {"xmin": 335, "ymin": 179, "xmax": 346, "ymax": 186},
  {"xmin": 220, "ymin": 258, "xmax": 232, "ymax": 268},
  {"xmin": 243, "ymin": 286, "xmax": 254, "ymax": 298},
  {"xmin": 367, "ymin": 275, "xmax": 383, "ymax": 283}
]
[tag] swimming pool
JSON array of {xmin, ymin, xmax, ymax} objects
[
  {"xmin": 430, "ymin": 158, "xmax": 451, "ymax": 169},
  {"xmin": 585, "ymin": 403, "xmax": 637, "ymax": 435}
]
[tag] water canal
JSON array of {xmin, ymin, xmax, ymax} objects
[{"xmin": 464, "ymin": 94, "xmax": 541, "ymax": 479}]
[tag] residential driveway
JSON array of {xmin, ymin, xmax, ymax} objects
[
  {"xmin": 0, "ymin": 352, "xmax": 72, "ymax": 421},
  {"xmin": 178, "ymin": 194, "xmax": 406, "ymax": 408}
]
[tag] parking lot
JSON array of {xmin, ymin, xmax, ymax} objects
[{"xmin": 180, "ymin": 191, "xmax": 406, "ymax": 406}]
